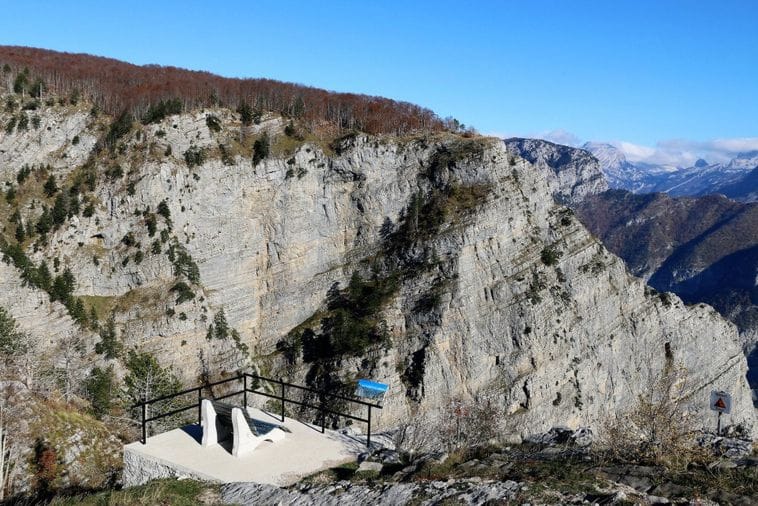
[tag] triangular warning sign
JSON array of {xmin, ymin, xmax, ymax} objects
[{"xmin": 714, "ymin": 398, "xmax": 726, "ymax": 409}]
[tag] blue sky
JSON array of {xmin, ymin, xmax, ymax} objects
[{"xmin": 1, "ymin": 0, "xmax": 756, "ymax": 164}]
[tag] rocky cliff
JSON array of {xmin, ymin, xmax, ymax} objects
[
  {"xmin": 574, "ymin": 190, "xmax": 758, "ymax": 389},
  {"xmin": 1, "ymin": 101, "xmax": 755, "ymax": 450},
  {"xmin": 503, "ymin": 137, "xmax": 608, "ymax": 204},
  {"xmin": 502, "ymin": 138, "xmax": 758, "ymax": 396}
]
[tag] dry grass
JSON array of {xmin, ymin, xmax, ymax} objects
[
  {"xmin": 25, "ymin": 398, "xmax": 123, "ymax": 493},
  {"xmin": 597, "ymin": 364, "xmax": 711, "ymax": 472},
  {"xmin": 79, "ymin": 284, "xmax": 168, "ymax": 322},
  {"xmin": 78, "ymin": 294, "xmax": 118, "ymax": 319},
  {"xmin": 49, "ymin": 479, "xmax": 218, "ymax": 506}
]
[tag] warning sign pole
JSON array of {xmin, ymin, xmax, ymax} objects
[{"xmin": 709, "ymin": 390, "xmax": 731, "ymax": 436}]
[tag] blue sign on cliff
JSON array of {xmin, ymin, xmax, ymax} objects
[{"xmin": 355, "ymin": 379, "xmax": 388, "ymax": 400}]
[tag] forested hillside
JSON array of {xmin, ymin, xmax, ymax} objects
[{"xmin": 0, "ymin": 46, "xmax": 458, "ymax": 136}]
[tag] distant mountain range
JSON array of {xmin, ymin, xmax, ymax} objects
[{"xmin": 583, "ymin": 142, "xmax": 758, "ymax": 202}]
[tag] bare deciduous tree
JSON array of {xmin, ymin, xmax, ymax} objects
[
  {"xmin": 0, "ymin": 395, "xmax": 23, "ymax": 500},
  {"xmin": 54, "ymin": 333, "xmax": 87, "ymax": 403},
  {"xmin": 394, "ymin": 390, "xmax": 505, "ymax": 455},
  {"xmin": 0, "ymin": 46, "xmax": 449, "ymax": 136},
  {"xmin": 598, "ymin": 364, "xmax": 708, "ymax": 471}
]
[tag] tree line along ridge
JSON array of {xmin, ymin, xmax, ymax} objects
[{"xmin": 0, "ymin": 45, "xmax": 465, "ymax": 136}]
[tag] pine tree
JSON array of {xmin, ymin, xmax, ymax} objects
[
  {"xmin": 68, "ymin": 297, "xmax": 87, "ymax": 324},
  {"xmin": 95, "ymin": 314, "xmax": 122, "ymax": 359},
  {"xmin": 12, "ymin": 70, "xmax": 28, "ymax": 94},
  {"xmin": 52, "ymin": 193, "xmax": 68, "ymax": 225},
  {"xmin": 212, "ymin": 309, "xmax": 229, "ymax": 339},
  {"xmin": 36, "ymin": 207, "xmax": 53, "ymax": 236},
  {"xmin": 4, "ymin": 186, "xmax": 15, "ymax": 203},
  {"xmin": 157, "ymin": 200, "xmax": 171, "ymax": 221},
  {"xmin": 43, "ymin": 175, "xmax": 58, "ymax": 197},
  {"xmin": 88, "ymin": 306, "xmax": 99, "ymax": 330},
  {"xmin": 30, "ymin": 77, "xmax": 45, "ymax": 98},
  {"xmin": 253, "ymin": 133, "xmax": 270, "ymax": 166},
  {"xmin": 37, "ymin": 261, "xmax": 52, "ymax": 290},
  {"xmin": 61, "ymin": 268, "xmax": 76, "ymax": 294},
  {"xmin": 85, "ymin": 366, "xmax": 115, "ymax": 419},
  {"xmin": 50, "ymin": 276, "xmax": 68, "ymax": 303},
  {"xmin": 50, "ymin": 268, "xmax": 76, "ymax": 303},
  {"xmin": 236, "ymin": 102, "xmax": 253, "ymax": 126},
  {"xmin": 0, "ymin": 307, "xmax": 28, "ymax": 356},
  {"xmin": 14, "ymin": 220, "xmax": 25, "ymax": 243}
]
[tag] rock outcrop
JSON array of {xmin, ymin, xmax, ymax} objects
[
  {"xmin": 221, "ymin": 480, "xmax": 524, "ymax": 506},
  {"xmin": 502, "ymin": 138, "xmax": 758, "ymax": 403},
  {"xmin": 503, "ymin": 137, "xmax": 608, "ymax": 204},
  {"xmin": 574, "ymin": 190, "xmax": 758, "ymax": 392},
  {"xmin": 0, "ymin": 103, "xmax": 754, "ymax": 447}
]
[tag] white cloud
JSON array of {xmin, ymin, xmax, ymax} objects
[
  {"xmin": 612, "ymin": 137, "xmax": 758, "ymax": 166},
  {"xmin": 487, "ymin": 128, "xmax": 582, "ymax": 146},
  {"xmin": 540, "ymin": 129, "xmax": 582, "ymax": 147},
  {"xmin": 492, "ymin": 127, "xmax": 758, "ymax": 167},
  {"xmin": 615, "ymin": 141, "xmax": 657, "ymax": 162}
]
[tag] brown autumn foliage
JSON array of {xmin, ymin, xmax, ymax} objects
[
  {"xmin": 0, "ymin": 45, "xmax": 450, "ymax": 135},
  {"xmin": 33, "ymin": 440, "xmax": 59, "ymax": 492}
]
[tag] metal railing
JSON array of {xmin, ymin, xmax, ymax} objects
[{"xmin": 132, "ymin": 372, "xmax": 383, "ymax": 447}]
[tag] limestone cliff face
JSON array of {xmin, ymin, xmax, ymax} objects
[
  {"xmin": 503, "ymin": 137, "xmax": 608, "ymax": 204},
  {"xmin": 0, "ymin": 105, "xmax": 754, "ymax": 439}
]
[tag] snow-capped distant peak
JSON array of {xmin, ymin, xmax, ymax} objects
[
  {"xmin": 581, "ymin": 141, "xmax": 758, "ymax": 201},
  {"xmin": 582, "ymin": 142, "xmax": 627, "ymax": 168},
  {"xmin": 727, "ymin": 150, "xmax": 758, "ymax": 171}
]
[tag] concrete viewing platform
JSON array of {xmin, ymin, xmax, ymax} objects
[{"xmin": 123, "ymin": 406, "xmax": 369, "ymax": 487}]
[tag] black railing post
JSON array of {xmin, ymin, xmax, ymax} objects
[
  {"xmin": 280, "ymin": 378, "xmax": 285, "ymax": 422},
  {"xmin": 320, "ymin": 392, "xmax": 325, "ymax": 433},
  {"xmin": 141, "ymin": 400, "xmax": 147, "ymax": 444},
  {"xmin": 243, "ymin": 374, "xmax": 248, "ymax": 407},
  {"xmin": 367, "ymin": 405, "xmax": 372, "ymax": 448},
  {"xmin": 197, "ymin": 387, "xmax": 202, "ymax": 425}
]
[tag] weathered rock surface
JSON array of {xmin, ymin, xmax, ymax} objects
[
  {"xmin": 220, "ymin": 479, "xmax": 523, "ymax": 506},
  {"xmin": 504, "ymin": 137, "xmax": 608, "ymax": 203},
  {"xmin": 503, "ymin": 137, "xmax": 758, "ymax": 405},
  {"xmin": 525, "ymin": 426, "xmax": 593, "ymax": 447},
  {"xmin": 573, "ymin": 190, "xmax": 758, "ymax": 394},
  {"xmin": 0, "ymin": 108, "xmax": 96, "ymax": 179},
  {"xmin": 0, "ymin": 104, "xmax": 754, "ymax": 446},
  {"xmin": 218, "ymin": 440, "xmax": 758, "ymax": 505}
]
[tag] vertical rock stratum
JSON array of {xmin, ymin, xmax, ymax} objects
[{"xmin": 1, "ymin": 104, "xmax": 754, "ymax": 443}]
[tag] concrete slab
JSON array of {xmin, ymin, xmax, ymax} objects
[{"xmin": 123, "ymin": 407, "xmax": 368, "ymax": 486}]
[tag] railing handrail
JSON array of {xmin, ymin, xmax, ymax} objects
[
  {"xmin": 242, "ymin": 384, "xmax": 372, "ymax": 424},
  {"xmin": 133, "ymin": 371, "xmax": 383, "ymax": 447},
  {"xmin": 132, "ymin": 372, "xmax": 382, "ymax": 411},
  {"xmin": 133, "ymin": 374, "xmax": 243, "ymax": 406},
  {"xmin": 246, "ymin": 373, "xmax": 383, "ymax": 409}
]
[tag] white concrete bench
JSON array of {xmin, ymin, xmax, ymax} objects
[{"xmin": 201, "ymin": 399, "xmax": 287, "ymax": 457}]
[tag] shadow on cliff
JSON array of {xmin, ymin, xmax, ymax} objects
[
  {"xmin": 658, "ymin": 244, "xmax": 758, "ymax": 306},
  {"xmin": 647, "ymin": 208, "xmax": 753, "ymax": 294}
]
